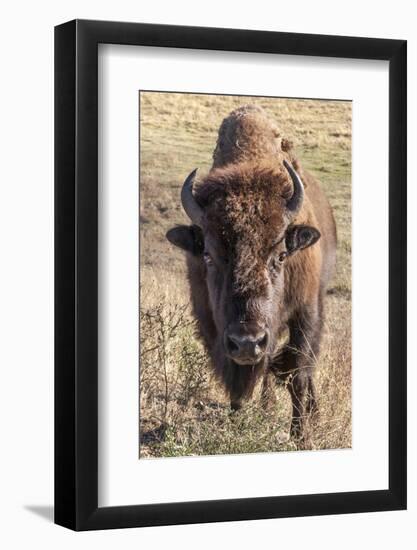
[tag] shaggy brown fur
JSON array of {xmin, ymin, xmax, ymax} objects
[
  {"xmin": 196, "ymin": 162, "xmax": 299, "ymax": 294},
  {"xmin": 167, "ymin": 104, "xmax": 337, "ymax": 444}
]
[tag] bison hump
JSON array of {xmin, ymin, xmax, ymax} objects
[{"xmin": 212, "ymin": 104, "xmax": 289, "ymax": 168}]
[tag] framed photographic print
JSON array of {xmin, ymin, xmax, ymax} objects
[{"xmin": 55, "ymin": 20, "xmax": 407, "ymax": 530}]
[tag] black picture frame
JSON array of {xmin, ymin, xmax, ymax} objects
[{"xmin": 55, "ymin": 19, "xmax": 407, "ymax": 531}]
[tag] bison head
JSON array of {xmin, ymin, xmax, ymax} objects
[{"xmin": 167, "ymin": 160, "xmax": 320, "ymax": 371}]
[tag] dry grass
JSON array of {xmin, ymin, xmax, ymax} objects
[{"xmin": 139, "ymin": 92, "xmax": 351, "ymax": 457}]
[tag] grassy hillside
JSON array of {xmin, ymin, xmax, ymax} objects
[{"xmin": 139, "ymin": 92, "xmax": 351, "ymax": 457}]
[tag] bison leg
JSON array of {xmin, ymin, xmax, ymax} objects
[
  {"xmin": 281, "ymin": 302, "xmax": 323, "ymax": 442},
  {"xmin": 230, "ymin": 399, "xmax": 242, "ymax": 411},
  {"xmin": 260, "ymin": 370, "xmax": 277, "ymax": 412},
  {"xmin": 306, "ymin": 376, "xmax": 319, "ymax": 421},
  {"xmin": 288, "ymin": 372, "xmax": 308, "ymax": 439}
]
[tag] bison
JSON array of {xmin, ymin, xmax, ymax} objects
[{"xmin": 166, "ymin": 104, "xmax": 337, "ymax": 443}]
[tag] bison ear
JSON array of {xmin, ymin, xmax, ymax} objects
[
  {"xmin": 166, "ymin": 225, "xmax": 204, "ymax": 256},
  {"xmin": 286, "ymin": 225, "xmax": 321, "ymax": 254}
]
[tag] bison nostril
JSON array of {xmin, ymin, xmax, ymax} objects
[
  {"xmin": 257, "ymin": 332, "xmax": 268, "ymax": 350},
  {"xmin": 227, "ymin": 335, "xmax": 240, "ymax": 353}
]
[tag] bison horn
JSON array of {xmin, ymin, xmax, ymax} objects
[
  {"xmin": 284, "ymin": 159, "xmax": 304, "ymax": 215},
  {"xmin": 181, "ymin": 169, "xmax": 204, "ymax": 226}
]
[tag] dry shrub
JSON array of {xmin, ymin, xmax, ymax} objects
[{"xmin": 139, "ymin": 300, "xmax": 211, "ymax": 455}]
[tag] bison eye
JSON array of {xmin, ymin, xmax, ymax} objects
[
  {"xmin": 278, "ymin": 251, "xmax": 288, "ymax": 263},
  {"xmin": 269, "ymin": 251, "xmax": 288, "ymax": 272},
  {"xmin": 203, "ymin": 252, "xmax": 213, "ymax": 266}
]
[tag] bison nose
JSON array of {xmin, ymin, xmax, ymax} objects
[{"xmin": 225, "ymin": 326, "xmax": 269, "ymax": 365}]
